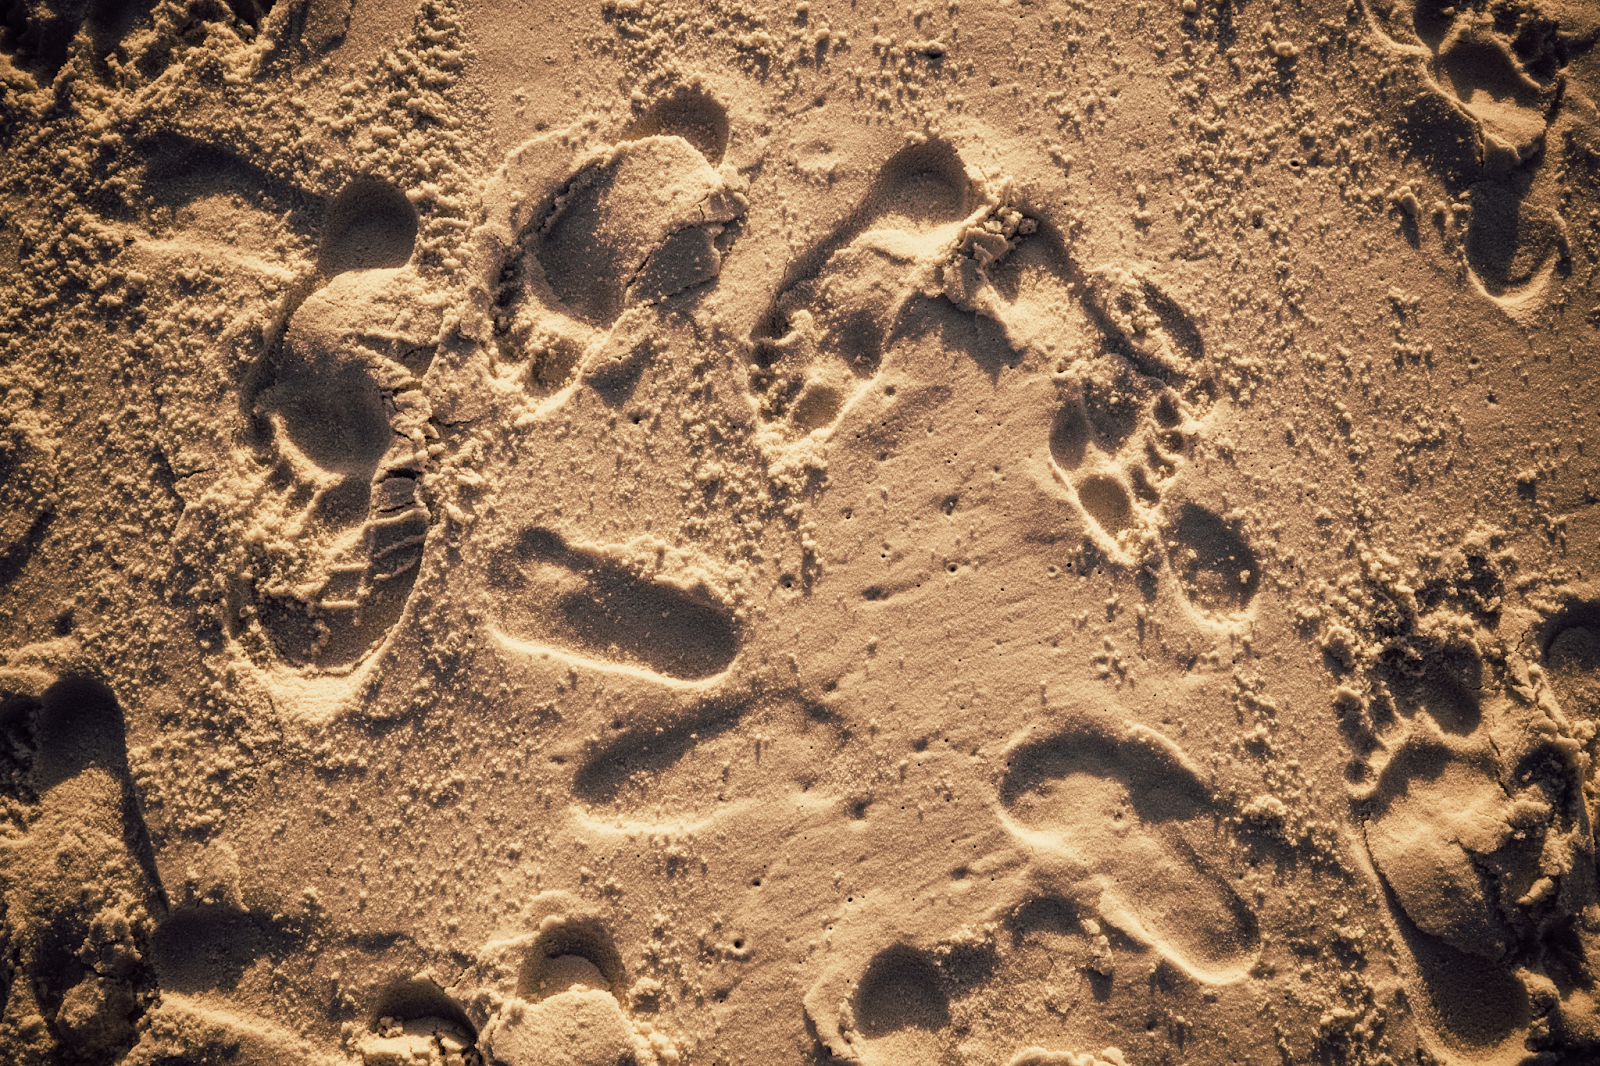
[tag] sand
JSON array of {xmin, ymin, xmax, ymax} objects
[{"xmin": 0, "ymin": 0, "xmax": 1598, "ymax": 1063}]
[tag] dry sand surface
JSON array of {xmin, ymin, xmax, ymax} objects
[{"xmin": 1, "ymin": 0, "xmax": 1599, "ymax": 1063}]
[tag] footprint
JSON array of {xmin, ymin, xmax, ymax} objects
[
  {"xmin": 748, "ymin": 138, "xmax": 986, "ymax": 435},
  {"xmin": 357, "ymin": 977, "xmax": 482, "ymax": 1066},
  {"xmin": 1166, "ymin": 502, "xmax": 1260, "ymax": 617},
  {"xmin": 0, "ymin": 662, "xmax": 166, "ymax": 1063},
  {"xmin": 0, "ymin": 0, "xmax": 290, "ymax": 87},
  {"xmin": 841, "ymin": 945, "xmax": 956, "ymax": 1066},
  {"xmin": 0, "ymin": 0, "xmax": 154, "ymax": 84},
  {"xmin": 479, "ymin": 902, "xmax": 663, "ymax": 1066},
  {"xmin": 486, "ymin": 526, "xmax": 741, "ymax": 683},
  {"xmin": 478, "ymin": 91, "xmax": 746, "ymax": 399},
  {"xmin": 227, "ymin": 182, "xmax": 441, "ymax": 674},
  {"xmin": 1368, "ymin": 0, "xmax": 1577, "ymax": 311},
  {"xmin": 1542, "ymin": 604, "xmax": 1600, "ymax": 723},
  {"xmin": 998, "ymin": 712, "xmax": 1259, "ymax": 983},
  {"xmin": 319, "ymin": 177, "xmax": 420, "ymax": 277},
  {"xmin": 1017, "ymin": 239, "xmax": 1256, "ymax": 617},
  {"xmin": 1346, "ymin": 634, "xmax": 1598, "ymax": 1060}
]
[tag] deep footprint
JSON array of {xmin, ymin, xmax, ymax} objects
[
  {"xmin": 1166, "ymin": 503, "xmax": 1260, "ymax": 616},
  {"xmin": 488, "ymin": 526, "xmax": 740, "ymax": 682},
  {"xmin": 1356, "ymin": 734, "xmax": 1536, "ymax": 1054},
  {"xmin": 845, "ymin": 945, "xmax": 954, "ymax": 1065},
  {"xmin": 235, "ymin": 182, "xmax": 439, "ymax": 672},
  {"xmin": 999, "ymin": 716, "xmax": 1258, "ymax": 981},
  {"xmin": 486, "ymin": 91, "xmax": 745, "ymax": 397}
]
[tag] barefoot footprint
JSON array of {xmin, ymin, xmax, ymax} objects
[
  {"xmin": 1345, "ymin": 631, "xmax": 1597, "ymax": 1060},
  {"xmin": 998, "ymin": 709, "xmax": 1260, "ymax": 984},
  {"xmin": 749, "ymin": 138, "xmax": 999, "ymax": 436},
  {"xmin": 1025, "ymin": 241, "xmax": 1258, "ymax": 617},
  {"xmin": 230, "ymin": 180, "xmax": 442, "ymax": 676}
]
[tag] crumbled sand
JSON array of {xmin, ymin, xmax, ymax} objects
[{"xmin": 2, "ymin": 0, "xmax": 1599, "ymax": 1064}]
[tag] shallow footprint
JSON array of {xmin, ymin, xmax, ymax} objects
[
  {"xmin": 487, "ymin": 526, "xmax": 740, "ymax": 682},
  {"xmin": 999, "ymin": 713, "xmax": 1258, "ymax": 982},
  {"xmin": 749, "ymin": 139, "xmax": 980, "ymax": 434}
]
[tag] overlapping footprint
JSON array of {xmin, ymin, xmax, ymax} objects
[
  {"xmin": 1363, "ymin": 0, "xmax": 1580, "ymax": 311},
  {"xmin": 224, "ymin": 177, "xmax": 442, "ymax": 681},
  {"xmin": 994, "ymin": 222, "xmax": 1260, "ymax": 620},
  {"xmin": 470, "ymin": 89, "xmax": 744, "ymax": 407},
  {"xmin": 748, "ymin": 138, "xmax": 1003, "ymax": 436},
  {"xmin": 1341, "ymin": 627, "xmax": 1599, "ymax": 1062}
]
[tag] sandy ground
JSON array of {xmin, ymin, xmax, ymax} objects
[{"xmin": 2, "ymin": 0, "xmax": 1600, "ymax": 1064}]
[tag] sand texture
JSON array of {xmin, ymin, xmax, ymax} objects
[{"xmin": 2, "ymin": 0, "xmax": 1600, "ymax": 1063}]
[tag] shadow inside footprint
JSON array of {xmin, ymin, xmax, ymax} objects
[
  {"xmin": 517, "ymin": 916, "xmax": 626, "ymax": 1001},
  {"xmin": 1168, "ymin": 504, "xmax": 1259, "ymax": 615},
  {"xmin": 1544, "ymin": 608, "xmax": 1600, "ymax": 718},
  {"xmin": 0, "ymin": 675, "xmax": 166, "ymax": 1062},
  {"xmin": 1464, "ymin": 178, "xmax": 1565, "ymax": 297},
  {"xmin": 152, "ymin": 905, "xmax": 301, "ymax": 994},
  {"xmin": 243, "ymin": 261, "xmax": 438, "ymax": 673},
  {"xmin": 490, "ymin": 527, "xmax": 740, "ymax": 681},
  {"xmin": 369, "ymin": 975, "xmax": 479, "ymax": 1037},
  {"xmin": 139, "ymin": 131, "xmax": 320, "ymax": 213},
  {"xmin": 320, "ymin": 177, "xmax": 419, "ymax": 277},
  {"xmin": 1358, "ymin": 735, "xmax": 1536, "ymax": 1053},
  {"xmin": 1001, "ymin": 721, "xmax": 1258, "ymax": 980},
  {"xmin": 749, "ymin": 140, "xmax": 975, "ymax": 430},
  {"xmin": 622, "ymin": 88, "xmax": 730, "ymax": 165},
  {"xmin": 534, "ymin": 100, "xmax": 740, "ymax": 326},
  {"xmin": 855, "ymin": 946, "xmax": 950, "ymax": 1037},
  {"xmin": 888, "ymin": 295, "xmax": 1019, "ymax": 380},
  {"xmin": 572, "ymin": 696, "xmax": 747, "ymax": 804}
]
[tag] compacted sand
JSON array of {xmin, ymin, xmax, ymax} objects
[{"xmin": 2, "ymin": 0, "xmax": 1599, "ymax": 1063}]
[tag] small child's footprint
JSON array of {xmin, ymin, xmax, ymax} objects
[
  {"xmin": 477, "ymin": 90, "xmax": 746, "ymax": 399},
  {"xmin": 486, "ymin": 526, "xmax": 740, "ymax": 683},
  {"xmin": 749, "ymin": 139, "xmax": 981, "ymax": 435},
  {"xmin": 1049, "ymin": 264, "xmax": 1210, "ymax": 561},
  {"xmin": 999, "ymin": 712, "xmax": 1259, "ymax": 983},
  {"xmin": 230, "ymin": 179, "xmax": 440, "ymax": 673}
]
